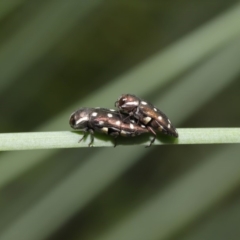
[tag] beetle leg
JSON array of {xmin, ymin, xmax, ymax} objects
[
  {"xmin": 88, "ymin": 129, "xmax": 94, "ymax": 147},
  {"xmin": 78, "ymin": 133, "xmax": 86, "ymax": 143},
  {"xmin": 146, "ymin": 126, "xmax": 156, "ymax": 147},
  {"xmin": 109, "ymin": 131, "xmax": 120, "ymax": 147},
  {"xmin": 78, "ymin": 129, "xmax": 95, "ymax": 147}
]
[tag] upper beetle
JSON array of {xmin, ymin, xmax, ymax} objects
[
  {"xmin": 115, "ymin": 94, "xmax": 178, "ymax": 143},
  {"xmin": 69, "ymin": 107, "xmax": 149, "ymax": 147}
]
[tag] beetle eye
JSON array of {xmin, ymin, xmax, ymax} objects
[
  {"xmin": 69, "ymin": 114, "xmax": 76, "ymax": 127},
  {"xmin": 119, "ymin": 98, "xmax": 126, "ymax": 105}
]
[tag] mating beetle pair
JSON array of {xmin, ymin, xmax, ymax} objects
[{"xmin": 69, "ymin": 94, "xmax": 178, "ymax": 147}]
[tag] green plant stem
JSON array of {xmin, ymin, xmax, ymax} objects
[{"xmin": 0, "ymin": 128, "xmax": 239, "ymax": 151}]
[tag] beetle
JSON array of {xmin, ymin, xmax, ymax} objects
[
  {"xmin": 69, "ymin": 107, "xmax": 150, "ymax": 147},
  {"xmin": 115, "ymin": 94, "xmax": 178, "ymax": 144}
]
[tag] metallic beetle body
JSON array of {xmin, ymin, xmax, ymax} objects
[
  {"xmin": 69, "ymin": 107, "xmax": 149, "ymax": 146},
  {"xmin": 115, "ymin": 94, "xmax": 178, "ymax": 140}
]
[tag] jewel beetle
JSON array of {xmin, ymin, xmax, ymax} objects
[
  {"xmin": 69, "ymin": 107, "xmax": 149, "ymax": 147},
  {"xmin": 115, "ymin": 94, "xmax": 178, "ymax": 144}
]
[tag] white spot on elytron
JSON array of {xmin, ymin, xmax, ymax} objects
[
  {"xmin": 143, "ymin": 116, "xmax": 151, "ymax": 124},
  {"xmin": 122, "ymin": 98, "xmax": 127, "ymax": 101},
  {"xmin": 158, "ymin": 115, "xmax": 163, "ymax": 120},
  {"xmin": 167, "ymin": 123, "xmax": 171, "ymax": 129},
  {"xmin": 107, "ymin": 113, "xmax": 113, "ymax": 118},
  {"xmin": 99, "ymin": 121, "xmax": 104, "ymax": 125},
  {"xmin": 102, "ymin": 127, "xmax": 108, "ymax": 133},
  {"xmin": 110, "ymin": 109, "xmax": 115, "ymax": 112},
  {"xmin": 91, "ymin": 112, "xmax": 98, "ymax": 117},
  {"xmin": 141, "ymin": 101, "xmax": 147, "ymax": 105},
  {"xmin": 141, "ymin": 125, "xmax": 146, "ymax": 128},
  {"xmin": 154, "ymin": 108, "xmax": 157, "ymax": 112},
  {"xmin": 158, "ymin": 126, "xmax": 163, "ymax": 132},
  {"xmin": 116, "ymin": 121, "xmax": 121, "ymax": 125},
  {"xmin": 121, "ymin": 130, "xmax": 128, "ymax": 136},
  {"xmin": 125, "ymin": 101, "xmax": 138, "ymax": 106},
  {"xmin": 76, "ymin": 116, "xmax": 89, "ymax": 125},
  {"xmin": 130, "ymin": 123, "xmax": 134, "ymax": 129},
  {"xmin": 168, "ymin": 119, "xmax": 171, "ymax": 124}
]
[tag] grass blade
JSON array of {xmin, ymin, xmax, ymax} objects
[{"xmin": 0, "ymin": 128, "xmax": 239, "ymax": 151}]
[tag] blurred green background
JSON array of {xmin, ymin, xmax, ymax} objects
[{"xmin": 1, "ymin": 0, "xmax": 240, "ymax": 240}]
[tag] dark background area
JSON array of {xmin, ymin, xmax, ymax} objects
[{"xmin": 0, "ymin": 1, "xmax": 240, "ymax": 240}]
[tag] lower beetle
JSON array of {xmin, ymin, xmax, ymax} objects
[
  {"xmin": 115, "ymin": 94, "xmax": 178, "ymax": 144},
  {"xmin": 69, "ymin": 107, "xmax": 149, "ymax": 147}
]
